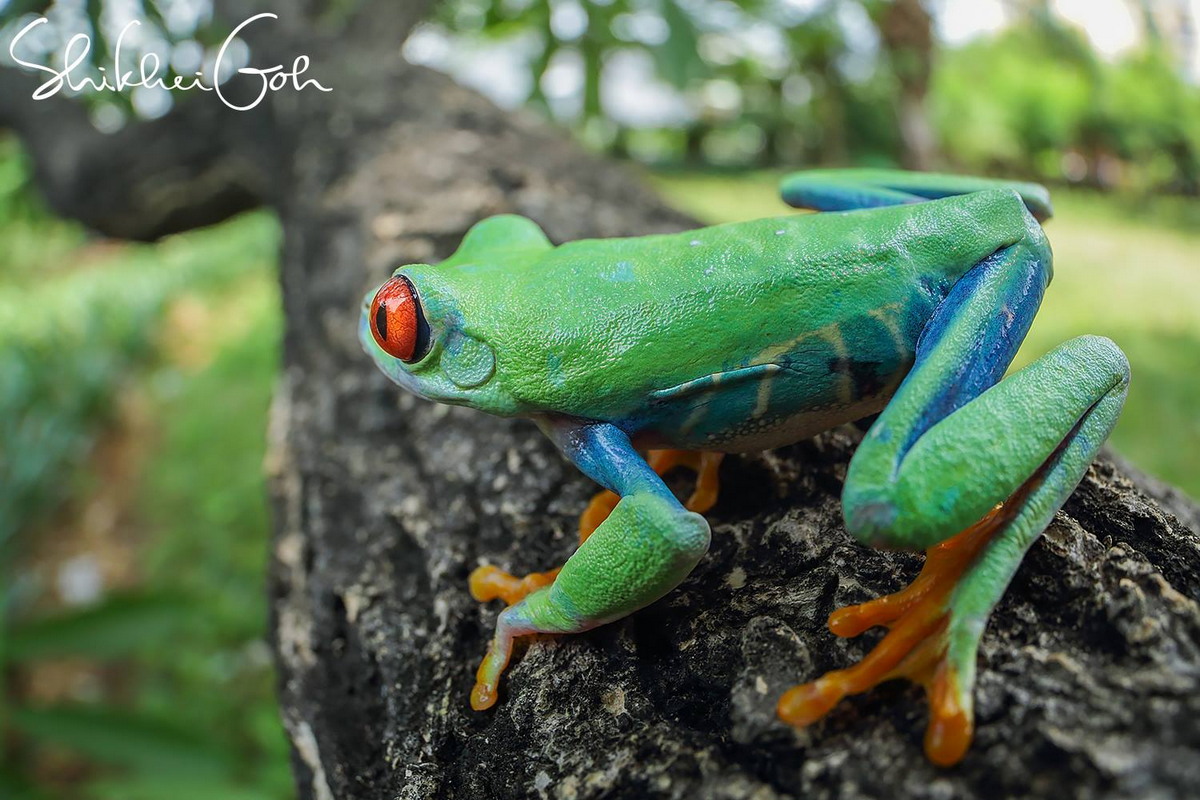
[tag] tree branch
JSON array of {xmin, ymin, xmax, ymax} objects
[
  {"xmin": 0, "ymin": 0, "xmax": 438, "ymax": 241},
  {"xmin": 0, "ymin": 66, "xmax": 274, "ymax": 240}
]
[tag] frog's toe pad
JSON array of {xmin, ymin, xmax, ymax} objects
[{"xmin": 469, "ymin": 565, "xmax": 559, "ymax": 606}]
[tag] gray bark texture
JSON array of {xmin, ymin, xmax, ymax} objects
[{"xmin": 3, "ymin": 5, "xmax": 1198, "ymax": 796}]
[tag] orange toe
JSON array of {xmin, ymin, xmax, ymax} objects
[
  {"xmin": 684, "ymin": 451, "xmax": 724, "ymax": 513},
  {"xmin": 777, "ymin": 677, "xmax": 846, "ymax": 728},
  {"xmin": 777, "ymin": 507, "xmax": 1008, "ymax": 765},
  {"xmin": 579, "ymin": 489, "xmax": 620, "ymax": 541},
  {"xmin": 470, "ymin": 678, "xmax": 499, "ymax": 711},
  {"xmin": 924, "ymin": 661, "xmax": 972, "ymax": 767},
  {"xmin": 469, "ymin": 565, "xmax": 559, "ymax": 606}
]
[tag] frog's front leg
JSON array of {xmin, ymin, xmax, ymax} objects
[
  {"xmin": 777, "ymin": 202, "xmax": 1130, "ymax": 765},
  {"xmin": 470, "ymin": 420, "xmax": 710, "ymax": 710},
  {"xmin": 470, "ymin": 448, "xmax": 722, "ymax": 606},
  {"xmin": 581, "ymin": 449, "xmax": 724, "ymax": 537}
]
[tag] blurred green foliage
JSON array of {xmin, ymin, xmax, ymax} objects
[
  {"xmin": 0, "ymin": 145, "xmax": 274, "ymax": 544},
  {"xmin": 127, "ymin": 273, "xmax": 292, "ymax": 800},
  {"xmin": 933, "ymin": 25, "xmax": 1200, "ymax": 193},
  {"xmin": 433, "ymin": 0, "xmax": 1200, "ymax": 192},
  {"xmin": 0, "ymin": 136, "xmax": 288, "ymax": 799},
  {"xmin": 432, "ymin": 0, "xmax": 917, "ymax": 164}
]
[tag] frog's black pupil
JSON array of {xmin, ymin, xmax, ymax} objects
[{"xmin": 375, "ymin": 304, "xmax": 388, "ymax": 340}]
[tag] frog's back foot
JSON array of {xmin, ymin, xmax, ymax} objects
[
  {"xmin": 778, "ymin": 509, "xmax": 1003, "ymax": 766},
  {"xmin": 779, "ymin": 169, "xmax": 1052, "ymax": 222}
]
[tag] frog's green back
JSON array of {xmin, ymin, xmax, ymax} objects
[{"xmin": 414, "ymin": 189, "xmax": 1034, "ymax": 430}]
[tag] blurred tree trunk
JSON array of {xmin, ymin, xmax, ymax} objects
[
  {"xmin": 873, "ymin": 0, "xmax": 936, "ymax": 170},
  {"xmin": 3, "ymin": 3, "xmax": 1200, "ymax": 798},
  {"xmin": 811, "ymin": 64, "xmax": 849, "ymax": 166}
]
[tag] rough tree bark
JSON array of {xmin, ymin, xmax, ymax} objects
[{"xmin": 4, "ymin": 4, "xmax": 1199, "ymax": 798}]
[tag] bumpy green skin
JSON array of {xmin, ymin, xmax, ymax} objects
[{"xmin": 360, "ymin": 169, "xmax": 1130, "ymax": 744}]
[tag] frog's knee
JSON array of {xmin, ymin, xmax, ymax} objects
[
  {"xmin": 622, "ymin": 493, "xmax": 711, "ymax": 561},
  {"xmin": 673, "ymin": 508, "xmax": 712, "ymax": 561},
  {"xmin": 842, "ymin": 494, "xmax": 901, "ymax": 549},
  {"xmin": 1063, "ymin": 334, "xmax": 1131, "ymax": 388},
  {"xmin": 842, "ymin": 485, "xmax": 950, "ymax": 550}
]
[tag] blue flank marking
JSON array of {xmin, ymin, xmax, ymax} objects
[{"xmin": 896, "ymin": 243, "xmax": 1050, "ymax": 467}]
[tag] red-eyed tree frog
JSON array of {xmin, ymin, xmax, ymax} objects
[{"xmin": 360, "ymin": 170, "xmax": 1129, "ymax": 766}]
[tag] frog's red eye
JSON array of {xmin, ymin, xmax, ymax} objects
[{"xmin": 369, "ymin": 275, "xmax": 430, "ymax": 363}]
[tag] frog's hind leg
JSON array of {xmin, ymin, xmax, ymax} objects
[
  {"xmin": 777, "ymin": 202, "xmax": 1129, "ymax": 765},
  {"xmin": 780, "ymin": 169, "xmax": 1053, "ymax": 221},
  {"xmin": 470, "ymin": 421, "xmax": 710, "ymax": 710},
  {"xmin": 779, "ymin": 488, "xmax": 1033, "ymax": 765}
]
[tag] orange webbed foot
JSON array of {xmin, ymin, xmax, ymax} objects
[{"xmin": 777, "ymin": 507, "xmax": 1006, "ymax": 766}]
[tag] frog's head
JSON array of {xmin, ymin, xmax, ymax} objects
[
  {"xmin": 360, "ymin": 267, "xmax": 514, "ymax": 415},
  {"xmin": 361, "ymin": 215, "xmax": 556, "ymax": 416}
]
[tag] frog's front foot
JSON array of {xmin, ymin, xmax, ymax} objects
[{"xmin": 777, "ymin": 505, "xmax": 1008, "ymax": 766}]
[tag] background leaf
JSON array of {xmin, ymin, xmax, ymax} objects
[
  {"xmin": 8, "ymin": 705, "xmax": 235, "ymax": 778},
  {"xmin": 8, "ymin": 593, "xmax": 196, "ymax": 661}
]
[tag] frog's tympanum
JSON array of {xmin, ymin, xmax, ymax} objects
[{"xmin": 361, "ymin": 170, "xmax": 1129, "ymax": 766}]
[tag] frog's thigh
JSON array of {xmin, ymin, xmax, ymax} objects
[
  {"xmin": 841, "ymin": 214, "xmax": 1128, "ymax": 549},
  {"xmin": 846, "ymin": 335, "xmax": 1129, "ymax": 549}
]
